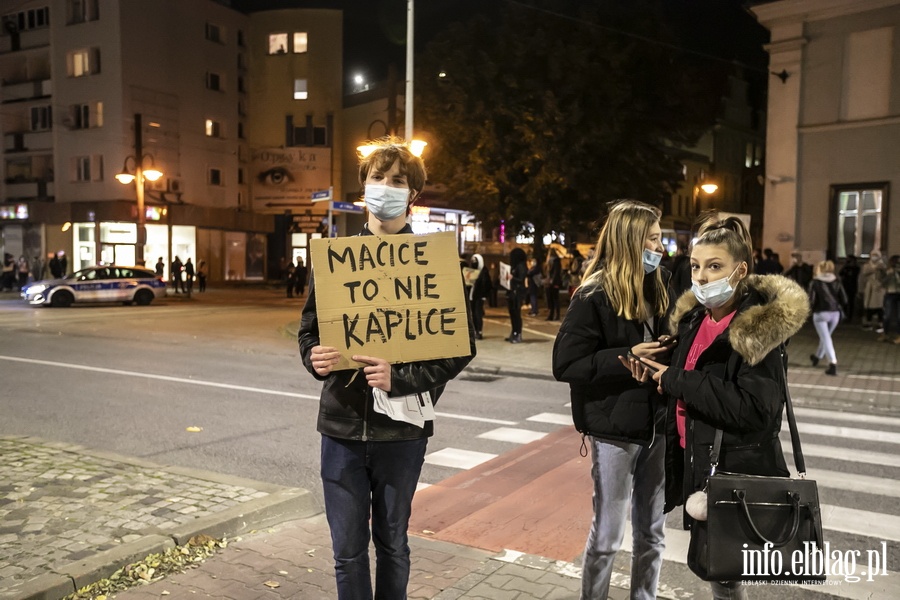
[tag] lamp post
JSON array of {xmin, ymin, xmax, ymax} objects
[
  {"xmin": 116, "ymin": 113, "xmax": 163, "ymax": 266},
  {"xmin": 405, "ymin": 0, "xmax": 414, "ymax": 139}
]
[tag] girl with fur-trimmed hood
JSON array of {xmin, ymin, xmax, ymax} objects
[{"xmin": 623, "ymin": 217, "xmax": 809, "ymax": 600}]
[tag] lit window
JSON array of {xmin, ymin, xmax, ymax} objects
[
  {"xmin": 68, "ymin": 48, "xmax": 100, "ymax": 77},
  {"xmin": 269, "ymin": 33, "xmax": 288, "ymax": 55},
  {"xmin": 833, "ymin": 185, "xmax": 885, "ymax": 258},
  {"xmin": 294, "ymin": 32, "xmax": 308, "ymax": 53},
  {"xmin": 205, "ymin": 119, "xmax": 221, "ymax": 137},
  {"xmin": 294, "ymin": 79, "xmax": 308, "ymax": 100}
]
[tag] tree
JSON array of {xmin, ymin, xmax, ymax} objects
[{"xmin": 415, "ymin": 0, "xmax": 724, "ymax": 250}]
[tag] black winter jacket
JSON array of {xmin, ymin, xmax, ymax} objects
[
  {"xmin": 660, "ymin": 275, "xmax": 809, "ymax": 515},
  {"xmin": 808, "ymin": 274, "xmax": 847, "ymax": 314},
  {"xmin": 552, "ymin": 270, "xmax": 671, "ymax": 445},
  {"xmin": 298, "ymin": 225, "xmax": 476, "ymax": 441}
]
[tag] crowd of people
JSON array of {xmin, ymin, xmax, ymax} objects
[{"xmin": 0, "ymin": 250, "xmax": 69, "ymax": 292}]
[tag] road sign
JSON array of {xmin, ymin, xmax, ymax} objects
[
  {"xmin": 311, "ymin": 188, "xmax": 333, "ymax": 202},
  {"xmin": 330, "ymin": 201, "xmax": 363, "ymax": 213}
]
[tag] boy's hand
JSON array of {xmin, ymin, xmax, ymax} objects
[
  {"xmin": 353, "ymin": 355, "xmax": 392, "ymax": 392},
  {"xmin": 310, "ymin": 345, "xmax": 340, "ymax": 376}
]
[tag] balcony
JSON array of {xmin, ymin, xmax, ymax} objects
[
  {"xmin": 4, "ymin": 179, "xmax": 53, "ymax": 200},
  {"xmin": 0, "ymin": 78, "xmax": 52, "ymax": 102},
  {"xmin": 0, "ymin": 28, "xmax": 50, "ymax": 54},
  {"xmin": 3, "ymin": 130, "xmax": 52, "ymax": 153}
]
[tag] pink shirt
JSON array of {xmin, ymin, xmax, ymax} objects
[{"xmin": 675, "ymin": 310, "xmax": 737, "ymax": 448}]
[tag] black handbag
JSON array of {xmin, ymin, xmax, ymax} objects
[{"xmin": 687, "ymin": 372, "xmax": 826, "ymax": 583}]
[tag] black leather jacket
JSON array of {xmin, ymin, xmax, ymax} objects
[{"xmin": 298, "ymin": 225, "xmax": 476, "ymax": 441}]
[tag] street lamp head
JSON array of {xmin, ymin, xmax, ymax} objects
[
  {"xmin": 115, "ymin": 172, "xmax": 136, "ymax": 184},
  {"xmin": 143, "ymin": 168, "xmax": 163, "ymax": 182},
  {"xmin": 115, "ymin": 155, "xmax": 163, "ymax": 184},
  {"xmin": 700, "ymin": 183, "xmax": 718, "ymax": 194}
]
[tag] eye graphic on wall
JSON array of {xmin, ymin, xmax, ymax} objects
[{"xmin": 257, "ymin": 166, "xmax": 295, "ymax": 187}]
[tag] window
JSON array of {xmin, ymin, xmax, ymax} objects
[
  {"xmin": 832, "ymin": 184, "xmax": 887, "ymax": 259},
  {"xmin": 238, "ymin": 76, "xmax": 246, "ymax": 93},
  {"xmin": 294, "ymin": 32, "xmax": 308, "ymax": 53},
  {"xmin": 3, "ymin": 7, "xmax": 50, "ymax": 32},
  {"xmin": 209, "ymin": 168, "xmax": 222, "ymax": 186},
  {"xmin": 238, "ymin": 168, "xmax": 245, "ymax": 185},
  {"xmin": 237, "ymin": 29, "xmax": 245, "ymax": 47},
  {"xmin": 269, "ymin": 33, "xmax": 288, "ymax": 54},
  {"xmin": 72, "ymin": 155, "xmax": 102, "ymax": 182},
  {"xmin": 842, "ymin": 27, "xmax": 892, "ymax": 120},
  {"xmin": 68, "ymin": 48, "xmax": 100, "ymax": 77},
  {"xmin": 69, "ymin": 101, "xmax": 103, "ymax": 128},
  {"xmin": 238, "ymin": 122, "xmax": 244, "ymax": 139},
  {"xmin": 30, "ymin": 105, "xmax": 52, "ymax": 131},
  {"xmin": 206, "ymin": 72, "xmax": 222, "ymax": 91},
  {"xmin": 205, "ymin": 22, "xmax": 222, "ymax": 43},
  {"xmin": 205, "ymin": 119, "xmax": 221, "ymax": 138},
  {"xmin": 67, "ymin": 0, "xmax": 98, "ymax": 24},
  {"xmin": 294, "ymin": 79, "xmax": 308, "ymax": 100}
]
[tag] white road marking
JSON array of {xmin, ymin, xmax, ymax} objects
[
  {"xmin": 482, "ymin": 318, "xmax": 557, "ymax": 340},
  {"xmin": 477, "ymin": 427, "xmax": 548, "ymax": 444},
  {"xmin": 526, "ymin": 412, "xmax": 572, "ymax": 425},
  {"xmin": 434, "ymin": 412, "xmax": 517, "ymax": 425},
  {"xmin": 424, "ymin": 447, "xmax": 497, "ymax": 470},
  {"xmin": 790, "ymin": 383, "xmax": 899, "ymax": 396},
  {"xmin": 806, "ymin": 469, "xmax": 900, "ymax": 498},
  {"xmin": 785, "ymin": 443, "xmax": 900, "ymax": 468},
  {"xmin": 0, "ymin": 354, "xmax": 319, "ymax": 400},
  {"xmin": 793, "ymin": 406, "xmax": 900, "ymax": 427},
  {"xmin": 798, "ymin": 422, "xmax": 900, "ymax": 445}
]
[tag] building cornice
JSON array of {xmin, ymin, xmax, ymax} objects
[
  {"xmin": 751, "ymin": 0, "xmax": 900, "ymax": 26},
  {"xmin": 799, "ymin": 114, "xmax": 900, "ymax": 133}
]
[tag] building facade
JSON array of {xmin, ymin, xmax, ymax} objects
[{"xmin": 752, "ymin": 0, "xmax": 899, "ymax": 263}]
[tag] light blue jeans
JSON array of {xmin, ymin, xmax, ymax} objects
[
  {"xmin": 581, "ymin": 434, "xmax": 665, "ymax": 600},
  {"xmin": 812, "ymin": 310, "xmax": 841, "ymax": 364},
  {"xmin": 711, "ymin": 580, "xmax": 747, "ymax": 600}
]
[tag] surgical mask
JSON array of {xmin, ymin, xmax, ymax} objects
[
  {"xmin": 691, "ymin": 265, "xmax": 741, "ymax": 309},
  {"xmin": 364, "ymin": 184, "xmax": 410, "ymax": 221},
  {"xmin": 642, "ymin": 248, "xmax": 663, "ymax": 274}
]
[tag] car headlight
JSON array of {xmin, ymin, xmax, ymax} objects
[{"xmin": 26, "ymin": 284, "xmax": 48, "ymax": 294}]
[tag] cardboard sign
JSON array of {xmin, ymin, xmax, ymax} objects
[
  {"xmin": 499, "ymin": 262, "xmax": 511, "ymax": 290},
  {"xmin": 310, "ymin": 231, "xmax": 471, "ymax": 371},
  {"xmin": 461, "ymin": 266, "xmax": 480, "ymax": 287}
]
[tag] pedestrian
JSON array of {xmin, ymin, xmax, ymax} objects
[
  {"xmin": 784, "ymin": 249, "xmax": 813, "ymax": 290},
  {"xmin": 298, "ymin": 138, "xmax": 475, "ymax": 600},
  {"xmin": 566, "ymin": 246, "xmax": 585, "ymax": 298},
  {"xmin": 756, "ymin": 247, "xmax": 782, "ymax": 275},
  {"xmin": 545, "ymin": 248, "xmax": 562, "ymax": 321},
  {"xmin": 469, "ymin": 253, "xmax": 492, "ymax": 340},
  {"xmin": 171, "ymin": 256, "xmax": 184, "ymax": 293},
  {"xmin": 1, "ymin": 253, "xmax": 14, "ymax": 291},
  {"xmin": 16, "ymin": 255, "xmax": 29, "ymax": 290},
  {"xmin": 286, "ymin": 260, "xmax": 297, "ymax": 298},
  {"xmin": 808, "ymin": 260, "xmax": 848, "ymax": 375},
  {"xmin": 552, "ymin": 200, "xmax": 673, "ymax": 600},
  {"xmin": 31, "ymin": 255, "xmax": 43, "ymax": 282},
  {"xmin": 670, "ymin": 243, "xmax": 692, "ymax": 297},
  {"xmin": 294, "ymin": 257, "xmax": 308, "ymax": 296},
  {"xmin": 48, "ymin": 252, "xmax": 62, "ymax": 279},
  {"xmin": 155, "ymin": 257, "xmax": 165, "ymax": 277},
  {"xmin": 525, "ymin": 257, "xmax": 542, "ymax": 316},
  {"xmin": 505, "ymin": 247, "xmax": 527, "ymax": 343},
  {"xmin": 859, "ymin": 251, "xmax": 886, "ymax": 331},
  {"xmin": 197, "ymin": 260, "xmax": 208, "ymax": 292},
  {"xmin": 183, "ymin": 258, "xmax": 195, "ymax": 295},
  {"xmin": 57, "ymin": 250, "xmax": 67, "ymax": 277},
  {"xmin": 838, "ymin": 255, "xmax": 860, "ymax": 322},
  {"xmin": 878, "ymin": 254, "xmax": 900, "ymax": 344},
  {"xmin": 622, "ymin": 216, "xmax": 809, "ymax": 600}
]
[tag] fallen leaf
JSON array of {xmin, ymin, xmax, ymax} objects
[
  {"xmin": 278, "ymin": 570, "xmax": 288, "ymax": 575},
  {"xmin": 305, "ymin": 549, "xmax": 316, "ymax": 556},
  {"xmin": 161, "ymin": 592, "xmax": 170, "ymax": 596},
  {"xmin": 263, "ymin": 581, "xmax": 281, "ymax": 589},
  {"xmin": 186, "ymin": 426, "xmax": 203, "ymax": 432}
]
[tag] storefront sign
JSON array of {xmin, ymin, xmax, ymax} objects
[{"xmin": 0, "ymin": 204, "xmax": 28, "ymax": 220}]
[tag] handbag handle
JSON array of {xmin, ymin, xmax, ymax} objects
[
  {"xmin": 709, "ymin": 346, "xmax": 807, "ymax": 477},
  {"xmin": 735, "ymin": 489, "xmax": 801, "ymax": 547}
]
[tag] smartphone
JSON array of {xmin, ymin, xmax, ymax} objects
[
  {"xmin": 658, "ymin": 335, "xmax": 679, "ymax": 348},
  {"xmin": 627, "ymin": 351, "xmax": 659, "ymax": 374}
]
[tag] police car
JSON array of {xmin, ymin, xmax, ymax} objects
[{"xmin": 21, "ymin": 265, "xmax": 167, "ymax": 307}]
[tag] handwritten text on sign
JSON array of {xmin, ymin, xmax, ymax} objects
[{"xmin": 310, "ymin": 231, "xmax": 470, "ymax": 371}]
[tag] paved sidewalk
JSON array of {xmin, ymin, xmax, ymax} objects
[{"xmin": 1, "ymin": 287, "xmax": 897, "ymax": 599}]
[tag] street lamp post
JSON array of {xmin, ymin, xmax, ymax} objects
[
  {"xmin": 115, "ymin": 113, "xmax": 162, "ymax": 266},
  {"xmin": 405, "ymin": 0, "xmax": 414, "ymax": 139}
]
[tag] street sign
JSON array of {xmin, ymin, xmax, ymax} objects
[
  {"xmin": 330, "ymin": 201, "xmax": 363, "ymax": 213},
  {"xmin": 311, "ymin": 188, "xmax": 333, "ymax": 202}
]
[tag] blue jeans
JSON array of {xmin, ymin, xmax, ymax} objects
[
  {"xmin": 581, "ymin": 434, "xmax": 666, "ymax": 600},
  {"xmin": 711, "ymin": 580, "xmax": 747, "ymax": 600},
  {"xmin": 812, "ymin": 310, "xmax": 840, "ymax": 364},
  {"xmin": 320, "ymin": 435, "xmax": 427, "ymax": 600}
]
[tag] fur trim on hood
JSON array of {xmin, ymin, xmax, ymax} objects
[
  {"xmin": 472, "ymin": 254, "xmax": 485, "ymax": 270},
  {"xmin": 669, "ymin": 274, "xmax": 810, "ymax": 366}
]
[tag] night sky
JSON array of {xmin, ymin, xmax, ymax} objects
[{"xmin": 229, "ymin": 0, "xmax": 770, "ymax": 89}]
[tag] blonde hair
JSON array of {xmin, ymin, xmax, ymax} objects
[
  {"xmin": 815, "ymin": 260, "xmax": 835, "ymax": 276},
  {"xmin": 580, "ymin": 200, "xmax": 668, "ymax": 321}
]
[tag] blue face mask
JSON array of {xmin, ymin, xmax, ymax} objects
[
  {"xmin": 642, "ymin": 248, "xmax": 663, "ymax": 274},
  {"xmin": 364, "ymin": 184, "xmax": 410, "ymax": 221},
  {"xmin": 691, "ymin": 265, "xmax": 740, "ymax": 309}
]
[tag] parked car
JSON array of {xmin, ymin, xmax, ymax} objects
[{"xmin": 21, "ymin": 265, "xmax": 167, "ymax": 307}]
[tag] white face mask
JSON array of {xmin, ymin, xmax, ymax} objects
[
  {"xmin": 364, "ymin": 184, "xmax": 410, "ymax": 221},
  {"xmin": 642, "ymin": 248, "xmax": 663, "ymax": 274},
  {"xmin": 691, "ymin": 265, "xmax": 741, "ymax": 309}
]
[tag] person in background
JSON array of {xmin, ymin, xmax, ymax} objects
[
  {"xmin": 1, "ymin": 253, "xmax": 14, "ymax": 291},
  {"xmin": 878, "ymin": 255, "xmax": 900, "ymax": 344},
  {"xmin": 860, "ymin": 251, "xmax": 886, "ymax": 331},
  {"xmin": 57, "ymin": 251, "xmax": 67, "ymax": 277},
  {"xmin": 553, "ymin": 200, "xmax": 672, "ymax": 600},
  {"xmin": 526, "ymin": 257, "xmax": 542, "ymax": 317},
  {"xmin": 756, "ymin": 248, "xmax": 782, "ymax": 275},
  {"xmin": 171, "ymin": 256, "xmax": 184, "ymax": 293},
  {"xmin": 624, "ymin": 217, "xmax": 808, "ymax": 600},
  {"xmin": 17, "ymin": 255, "xmax": 30, "ymax": 290},
  {"xmin": 48, "ymin": 252, "xmax": 62, "ymax": 279},
  {"xmin": 670, "ymin": 243, "xmax": 692, "ymax": 296},
  {"xmin": 183, "ymin": 258, "xmax": 195, "ymax": 295},
  {"xmin": 286, "ymin": 259, "xmax": 297, "ymax": 298},
  {"xmin": 295, "ymin": 257, "xmax": 309, "ymax": 297},
  {"xmin": 470, "ymin": 253, "xmax": 492, "ymax": 340},
  {"xmin": 299, "ymin": 138, "xmax": 475, "ymax": 600},
  {"xmin": 784, "ymin": 250, "xmax": 813, "ymax": 291},
  {"xmin": 505, "ymin": 248, "xmax": 528, "ymax": 343},
  {"xmin": 155, "ymin": 257, "xmax": 165, "ymax": 278},
  {"xmin": 808, "ymin": 260, "xmax": 848, "ymax": 375},
  {"xmin": 838, "ymin": 255, "xmax": 860, "ymax": 322},
  {"xmin": 197, "ymin": 260, "xmax": 208, "ymax": 292},
  {"xmin": 545, "ymin": 248, "xmax": 562, "ymax": 321}
]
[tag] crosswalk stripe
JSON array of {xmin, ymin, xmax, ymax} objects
[
  {"xmin": 477, "ymin": 427, "xmax": 548, "ymax": 444},
  {"xmin": 793, "ymin": 407, "xmax": 900, "ymax": 427},
  {"xmin": 425, "ymin": 447, "xmax": 497, "ymax": 470},
  {"xmin": 435, "ymin": 411, "xmax": 517, "ymax": 425},
  {"xmin": 526, "ymin": 412, "xmax": 572, "ymax": 425},
  {"xmin": 798, "ymin": 422, "xmax": 900, "ymax": 445},
  {"xmin": 806, "ymin": 469, "xmax": 900, "ymax": 498},
  {"xmin": 785, "ymin": 444, "xmax": 900, "ymax": 468},
  {"xmin": 791, "ymin": 383, "xmax": 900, "ymax": 396}
]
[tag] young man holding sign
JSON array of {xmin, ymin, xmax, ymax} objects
[{"xmin": 299, "ymin": 139, "xmax": 475, "ymax": 600}]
